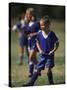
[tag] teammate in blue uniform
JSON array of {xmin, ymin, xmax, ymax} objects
[
  {"xmin": 25, "ymin": 8, "xmax": 40, "ymax": 77},
  {"xmin": 23, "ymin": 15, "xmax": 59, "ymax": 86},
  {"xmin": 12, "ymin": 16, "xmax": 28, "ymax": 65}
]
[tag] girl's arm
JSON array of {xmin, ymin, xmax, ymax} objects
[
  {"xmin": 36, "ymin": 41, "xmax": 43, "ymax": 54},
  {"xmin": 49, "ymin": 40, "xmax": 59, "ymax": 55},
  {"xmin": 12, "ymin": 24, "xmax": 17, "ymax": 31},
  {"xmin": 28, "ymin": 32, "xmax": 38, "ymax": 37}
]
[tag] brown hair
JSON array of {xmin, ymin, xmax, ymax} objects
[{"xmin": 40, "ymin": 15, "xmax": 50, "ymax": 28}]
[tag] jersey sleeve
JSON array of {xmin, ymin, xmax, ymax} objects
[
  {"xmin": 17, "ymin": 20, "xmax": 25, "ymax": 31},
  {"xmin": 35, "ymin": 31, "xmax": 41, "ymax": 43},
  {"xmin": 51, "ymin": 31, "xmax": 58, "ymax": 44}
]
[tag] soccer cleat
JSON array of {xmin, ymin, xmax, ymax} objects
[
  {"xmin": 23, "ymin": 82, "xmax": 33, "ymax": 86},
  {"xmin": 23, "ymin": 84, "xmax": 31, "ymax": 87},
  {"xmin": 48, "ymin": 82, "xmax": 54, "ymax": 85},
  {"xmin": 18, "ymin": 59, "xmax": 23, "ymax": 65},
  {"xmin": 28, "ymin": 74, "xmax": 33, "ymax": 78},
  {"xmin": 38, "ymin": 72, "xmax": 41, "ymax": 76}
]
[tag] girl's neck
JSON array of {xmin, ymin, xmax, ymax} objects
[
  {"xmin": 29, "ymin": 18, "xmax": 33, "ymax": 23},
  {"xmin": 43, "ymin": 29, "xmax": 50, "ymax": 34},
  {"xmin": 30, "ymin": 20, "xmax": 33, "ymax": 23}
]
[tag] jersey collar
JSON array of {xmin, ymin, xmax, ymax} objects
[
  {"xmin": 41, "ymin": 30, "xmax": 51, "ymax": 39},
  {"xmin": 29, "ymin": 21, "xmax": 34, "ymax": 27}
]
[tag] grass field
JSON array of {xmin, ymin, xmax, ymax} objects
[{"xmin": 11, "ymin": 20, "xmax": 65, "ymax": 87}]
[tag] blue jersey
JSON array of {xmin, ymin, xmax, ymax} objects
[
  {"xmin": 36, "ymin": 30, "xmax": 58, "ymax": 54},
  {"xmin": 25, "ymin": 21, "xmax": 40, "ymax": 50},
  {"xmin": 17, "ymin": 19, "xmax": 25, "ymax": 35},
  {"xmin": 25, "ymin": 21, "xmax": 40, "ymax": 37},
  {"xmin": 36, "ymin": 30, "xmax": 58, "ymax": 68},
  {"xmin": 17, "ymin": 21, "xmax": 23, "ymax": 31}
]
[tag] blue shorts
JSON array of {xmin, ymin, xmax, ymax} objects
[
  {"xmin": 20, "ymin": 35, "xmax": 27, "ymax": 48},
  {"xmin": 37, "ymin": 54, "xmax": 54, "ymax": 70},
  {"xmin": 27, "ymin": 37, "xmax": 37, "ymax": 52}
]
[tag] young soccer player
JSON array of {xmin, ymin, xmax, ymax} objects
[
  {"xmin": 12, "ymin": 15, "xmax": 28, "ymax": 65},
  {"xmin": 23, "ymin": 15, "xmax": 59, "ymax": 86},
  {"xmin": 25, "ymin": 8, "xmax": 40, "ymax": 77}
]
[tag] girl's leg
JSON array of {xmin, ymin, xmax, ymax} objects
[
  {"xmin": 23, "ymin": 68, "xmax": 41, "ymax": 86},
  {"xmin": 28, "ymin": 49, "xmax": 38, "ymax": 77},
  {"xmin": 23, "ymin": 59, "xmax": 46, "ymax": 86},
  {"xmin": 46, "ymin": 68, "xmax": 54, "ymax": 85},
  {"xmin": 28, "ymin": 49, "xmax": 34, "ymax": 77},
  {"xmin": 18, "ymin": 46, "xmax": 24, "ymax": 65},
  {"xmin": 25, "ymin": 46, "xmax": 29, "ymax": 64}
]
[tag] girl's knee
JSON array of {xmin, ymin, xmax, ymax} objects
[{"xmin": 29, "ymin": 50, "xmax": 37, "ymax": 60}]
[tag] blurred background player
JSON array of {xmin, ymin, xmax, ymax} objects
[
  {"xmin": 12, "ymin": 15, "xmax": 28, "ymax": 65},
  {"xmin": 23, "ymin": 15, "xmax": 59, "ymax": 86},
  {"xmin": 25, "ymin": 8, "xmax": 40, "ymax": 77}
]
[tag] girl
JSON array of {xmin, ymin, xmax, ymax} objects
[
  {"xmin": 12, "ymin": 15, "xmax": 28, "ymax": 65},
  {"xmin": 23, "ymin": 15, "xmax": 59, "ymax": 86},
  {"xmin": 25, "ymin": 8, "xmax": 40, "ymax": 77}
]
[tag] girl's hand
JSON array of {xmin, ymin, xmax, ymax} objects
[
  {"xmin": 29, "ymin": 32, "xmax": 38, "ymax": 37},
  {"xmin": 48, "ymin": 40, "xmax": 59, "ymax": 55},
  {"xmin": 39, "ymin": 50, "xmax": 43, "ymax": 55},
  {"xmin": 29, "ymin": 33, "xmax": 33, "ymax": 37},
  {"xmin": 48, "ymin": 51, "xmax": 54, "ymax": 55},
  {"xmin": 27, "ymin": 33, "xmax": 33, "ymax": 37}
]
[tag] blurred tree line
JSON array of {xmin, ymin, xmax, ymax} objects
[{"xmin": 9, "ymin": 3, "xmax": 65, "ymax": 20}]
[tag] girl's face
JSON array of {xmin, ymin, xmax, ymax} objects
[
  {"xmin": 25, "ymin": 10, "xmax": 32, "ymax": 21},
  {"xmin": 40, "ymin": 20, "xmax": 46, "ymax": 30}
]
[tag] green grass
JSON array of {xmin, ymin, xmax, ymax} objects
[{"xmin": 11, "ymin": 20, "xmax": 65, "ymax": 87}]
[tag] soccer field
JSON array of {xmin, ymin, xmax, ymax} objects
[{"xmin": 11, "ymin": 20, "xmax": 65, "ymax": 87}]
